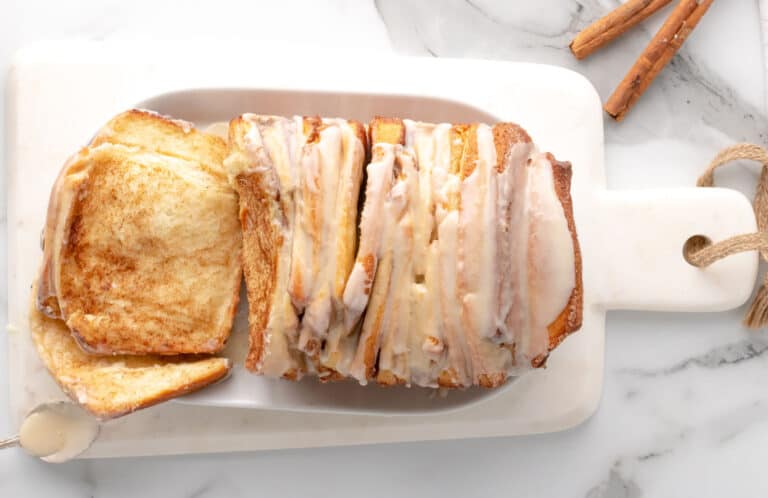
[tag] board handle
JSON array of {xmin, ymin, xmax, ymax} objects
[{"xmin": 587, "ymin": 187, "xmax": 758, "ymax": 312}]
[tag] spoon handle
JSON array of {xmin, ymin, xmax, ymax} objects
[{"xmin": 0, "ymin": 435, "xmax": 21, "ymax": 449}]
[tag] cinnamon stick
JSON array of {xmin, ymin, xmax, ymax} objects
[
  {"xmin": 570, "ymin": 0, "xmax": 674, "ymax": 60},
  {"xmin": 604, "ymin": 0, "xmax": 715, "ymax": 122}
]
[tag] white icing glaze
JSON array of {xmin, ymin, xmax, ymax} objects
[
  {"xmin": 422, "ymin": 124, "xmax": 470, "ymax": 386},
  {"xmin": 241, "ymin": 116, "xmax": 302, "ymax": 377},
  {"xmin": 505, "ymin": 148, "xmax": 533, "ymax": 371},
  {"xmin": 404, "ymin": 121, "xmax": 445, "ymax": 387},
  {"xmin": 349, "ymin": 122, "xmax": 575, "ymax": 386},
  {"xmin": 297, "ymin": 125, "xmax": 342, "ymax": 351},
  {"xmin": 319, "ymin": 121, "xmax": 366, "ymax": 373},
  {"xmin": 235, "ymin": 116, "xmax": 576, "ymax": 387},
  {"xmin": 348, "ymin": 201, "xmax": 398, "ymax": 384},
  {"xmin": 377, "ymin": 147, "xmax": 418, "ymax": 383},
  {"xmin": 20, "ymin": 411, "xmax": 66, "ymax": 457},
  {"xmin": 523, "ymin": 152, "xmax": 576, "ymax": 362},
  {"xmin": 496, "ymin": 141, "xmax": 534, "ymax": 348},
  {"xmin": 436, "ymin": 209, "xmax": 470, "ymax": 385},
  {"xmin": 19, "ymin": 403, "xmax": 99, "ymax": 462},
  {"xmin": 457, "ymin": 125, "xmax": 503, "ymax": 382},
  {"xmin": 290, "ymin": 132, "xmax": 320, "ymax": 315},
  {"xmin": 239, "ymin": 116, "xmax": 367, "ymax": 373},
  {"xmin": 342, "ymin": 143, "xmax": 396, "ymax": 329},
  {"xmin": 405, "ymin": 119, "xmax": 436, "ymax": 278}
]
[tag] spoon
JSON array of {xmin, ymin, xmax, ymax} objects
[{"xmin": 0, "ymin": 401, "xmax": 100, "ymax": 462}]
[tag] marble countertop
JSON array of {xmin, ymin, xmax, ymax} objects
[{"xmin": 1, "ymin": 0, "xmax": 767, "ymax": 496}]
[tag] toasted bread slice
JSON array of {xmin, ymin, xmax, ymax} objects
[
  {"xmin": 342, "ymin": 120, "xmax": 400, "ymax": 335},
  {"xmin": 89, "ymin": 110, "xmax": 226, "ymax": 171},
  {"xmin": 37, "ymin": 110, "xmax": 242, "ymax": 355},
  {"xmin": 29, "ymin": 294, "xmax": 230, "ymax": 420},
  {"xmin": 404, "ymin": 121, "xmax": 450, "ymax": 387},
  {"xmin": 317, "ymin": 120, "xmax": 368, "ymax": 377},
  {"xmin": 451, "ymin": 122, "xmax": 582, "ymax": 386},
  {"xmin": 532, "ymin": 152, "xmax": 583, "ymax": 363},
  {"xmin": 351, "ymin": 118, "xmax": 582, "ymax": 388},
  {"xmin": 293, "ymin": 118, "xmax": 366, "ymax": 362},
  {"xmin": 347, "ymin": 118, "xmax": 407, "ymax": 385},
  {"xmin": 225, "ymin": 115, "xmax": 365, "ymax": 378},
  {"xmin": 226, "ymin": 115, "xmax": 305, "ymax": 378},
  {"xmin": 374, "ymin": 157, "xmax": 418, "ymax": 386}
]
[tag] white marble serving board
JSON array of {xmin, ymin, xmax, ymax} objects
[{"xmin": 4, "ymin": 41, "xmax": 760, "ymax": 458}]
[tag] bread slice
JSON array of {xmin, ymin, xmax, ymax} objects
[
  {"xmin": 292, "ymin": 118, "xmax": 366, "ymax": 364},
  {"xmin": 536, "ymin": 153, "xmax": 583, "ymax": 359},
  {"xmin": 225, "ymin": 115, "xmax": 305, "ymax": 379},
  {"xmin": 349, "ymin": 118, "xmax": 582, "ymax": 388},
  {"xmin": 37, "ymin": 110, "xmax": 242, "ymax": 355},
  {"xmin": 29, "ymin": 294, "xmax": 230, "ymax": 420},
  {"xmin": 346, "ymin": 118, "xmax": 407, "ymax": 384},
  {"xmin": 225, "ymin": 115, "xmax": 366, "ymax": 379}
]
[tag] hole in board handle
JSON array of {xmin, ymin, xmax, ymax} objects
[{"xmin": 683, "ymin": 235, "xmax": 712, "ymax": 267}]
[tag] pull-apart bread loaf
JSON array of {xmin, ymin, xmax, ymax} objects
[
  {"xmin": 228, "ymin": 115, "xmax": 581, "ymax": 388},
  {"xmin": 225, "ymin": 115, "xmax": 366, "ymax": 380},
  {"xmin": 348, "ymin": 118, "xmax": 582, "ymax": 388},
  {"xmin": 37, "ymin": 110, "xmax": 243, "ymax": 355}
]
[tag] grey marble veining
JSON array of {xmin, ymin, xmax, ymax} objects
[
  {"xmin": 621, "ymin": 336, "xmax": 768, "ymax": 376},
  {"xmin": 2, "ymin": 0, "xmax": 768, "ymax": 497}
]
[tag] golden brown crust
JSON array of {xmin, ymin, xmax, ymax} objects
[
  {"xmin": 478, "ymin": 372, "xmax": 507, "ymax": 388},
  {"xmin": 348, "ymin": 120, "xmax": 368, "ymax": 153},
  {"xmin": 40, "ymin": 110, "xmax": 242, "ymax": 356},
  {"xmin": 492, "ymin": 123, "xmax": 532, "ymax": 173},
  {"xmin": 376, "ymin": 369, "xmax": 406, "ymax": 386},
  {"xmin": 543, "ymin": 154, "xmax": 583, "ymax": 352},
  {"xmin": 91, "ymin": 109, "xmax": 227, "ymax": 176},
  {"xmin": 449, "ymin": 125, "xmax": 468, "ymax": 177},
  {"xmin": 29, "ymin": 294, "xmax": 230, "ymax": 420},
  {"xmin": 37, "ymin": 149, "xmax": 88, "ymax": 320},
  {"xmin": 355, "ymin": 118, "xmax": 406, "ymax": 384},
  {"xmin": 330, "ymin": 118, "xmax": 367, "ymax": 299},
  {"xmin": 489, "ymin": 124, "xmax": 582, "ymax": 369},
  {"xmin": 437, "ymin": 369, "xmax": 461, "ymax": 388},
  {"xmin": 282, "ymin": 368, "xmax": 301, "ymax": 381},
  {"xmin": 356, "ymin": 251, "xmax": 393, "ymax": 381},
  {"xmin": 369, "ymin": 117, "xmax": 405, "ymax": 146},
  {"xmin": 302, "ymin": 116, "xmax": 323, "ymax": 144},
  {"xmin": 456, "ymin": 124, "xmax": 479, "ymax": 179},
  {"xmin": 316, "ymin": 367, "xmax": 346, "ymax": 383},
  {"xmin": 238, "ymin": 172, "xmax": 279, "ymax": 372},
  {"xmin": 227, "ymin": 116, "xmax": 304, "ymax": 377}
]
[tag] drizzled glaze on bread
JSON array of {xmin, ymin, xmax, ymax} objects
[
  {"xmin": 226, "ymin": 115, "xmax": 366, "ymax": 379},
  {"xmin": 227, "ymin": 115, "xmax": 582, "ymax": 388},
  {"xmin": 351, "ymin": 118, "xmax": 581, "ymax": 388}
]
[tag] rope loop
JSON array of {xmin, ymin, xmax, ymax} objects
[{"xmin": 684, "ymin": 144, "xmax": 768, "ymax": 328}]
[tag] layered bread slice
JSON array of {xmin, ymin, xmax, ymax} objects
[
  {"xmin": 346, "ymin": 118, "xmax": 582, "ymax": 388},
  {"xmin": 29, "ymin": 293, "xmax": 230, "ymax": 419},
  {"xmin": 37, "ymin": 110, "xmax": 242, "ymax": 355},
  {"xmin": 345, "ymin": 118, "xmax": 414, "ymax": 384},
  {"xmin": 225, "ymin": 115, "xmax": 366, "ymax": 379}
]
